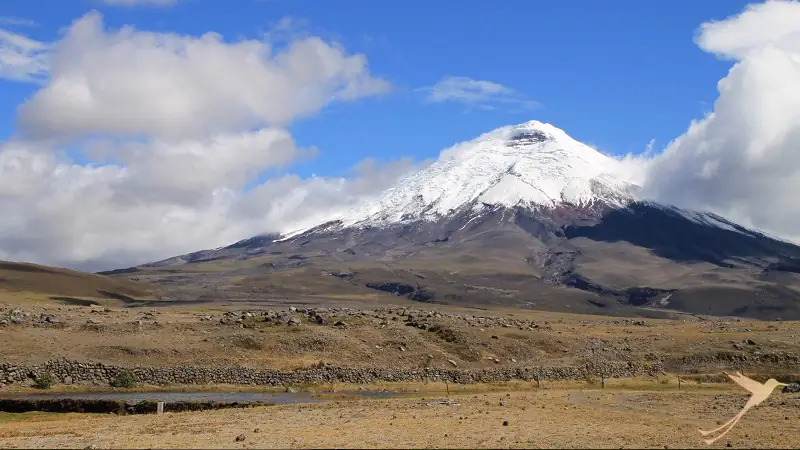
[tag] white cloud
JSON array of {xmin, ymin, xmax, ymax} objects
[
  {"xmin": 234, "ymin": 157, "xmax": 429, "ymax": 238},
  {"xmin": 0, "ymin": 12, "xmax": 399, "ymax": 271},
  {"xmin": 422, "ymin": 76, "xmax": 539, "ymax": 111},
  {"xmin": 102, "ymin": 129, "xmax": 307, "ymax": 206},
  {"xmin": 16, "ymin": 12, "xmax": 390, "ymax": 140},
  {"xmin": 0, "ymin": 138, "xmax": 421, "ymax": 272},
  {"xmin": 634, "ymin": 0, "xmax": 800, "ymax": 243},
  {"xmin": 0, "ymin": 29, "xmax": 48, "ymax": 82},
  {"xmin": 100, "ymin": 0, "xmax": 179, "ymax": 6},
  {"xmin": 0, "ymin": 17, "xmax": 37, "ymax": 27}
]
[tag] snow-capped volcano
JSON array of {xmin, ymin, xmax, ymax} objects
[
  {"xmin": 129, "ymin": 119, "xmax": 800, "ymax": 321},
  {"xmin": 338, "ymin": 120, "xmax": 637, "ymax": 227}
]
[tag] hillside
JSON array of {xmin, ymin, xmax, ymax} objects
[{"xmin": 0, "ymin": 260, "xmax": 160, "ymax": 305}]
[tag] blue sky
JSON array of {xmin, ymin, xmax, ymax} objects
[
  {"xmin": 6, "ymin": 0, "xmax": 799, "ymax": 269},
  {"xmin": 1, "ymin": 0, "xmax": 752, "ymax": 179}
]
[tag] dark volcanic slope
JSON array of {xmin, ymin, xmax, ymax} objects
[{"xmin": 105, "ymin": 201, "xmax": 800, "ymax": 320}]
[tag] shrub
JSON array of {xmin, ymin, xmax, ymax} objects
[
  {"xmin": 231, "ymin": 335, "xmax": 264, "ymax": 350},
  {"xmin": 33, "ymin": 372, "xmax": 54, "ymax": 390},
  {"xmin": 111, "ymin": 370, "xmax": 138, "ymax": 389}
]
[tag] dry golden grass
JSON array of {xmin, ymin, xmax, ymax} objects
[
  {"xmin": 0, "ymin": 388, "xmax": 797, "ymax": 449},
  {"xmin": 0, "ymin": 261, "xmax": 158, "ymax": 301},
  {"xmin": 1, "ymin": 300, "xmax": 799, "ymax": 373}
]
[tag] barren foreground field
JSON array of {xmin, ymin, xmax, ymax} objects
[
  {"xmin": 1, "ymin": 295, "xmax": 800, "ymax": 449},
  {"xmin": 0, "ymin": 386, "xmax": 798, "ymax": 448}
]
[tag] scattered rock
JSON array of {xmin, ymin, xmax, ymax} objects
[
  {"xmin": 235, "ymin": 434, "xmax": 246, "ymax": 442},
  {"xmin": 503, "ymin": 420, "xmax": 509, "ymax": 426},
  {"xmin": 39, "ymin": 314, "xmax": 58, "ymax": 324},
  {"xmin": 782, "ymin": 383, "xmax": 800, "ymax": 393}
]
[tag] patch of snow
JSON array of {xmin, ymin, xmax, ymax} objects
[
  {"xmin": 273, "ymin": 232, "xmax": 302, "ymax": 243},
  {"xmin": 458, "ymin": 214, "xmax": 482, "ymax": 232}
]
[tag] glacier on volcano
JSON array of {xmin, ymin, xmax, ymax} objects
[
  {"xmin": 269, "ymin": 119, "xmax": 776, "ymax": 245},
  {"xmin": 342, "ymin": 120, "xmax": 638, "ymax": 226},
  {"xmin": 278, "ymin": 120, "xmax": 639, "ymax": 238}
]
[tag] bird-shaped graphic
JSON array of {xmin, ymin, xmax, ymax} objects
[{"xmin": 699, "ymin": 371, "xmax": 788, "ymax": 445}]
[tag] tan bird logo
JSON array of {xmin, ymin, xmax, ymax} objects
[{"xmin": 699, "ymin": 371, "xmax": 789, "ymax": 445}]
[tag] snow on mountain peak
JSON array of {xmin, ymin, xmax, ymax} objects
[{"xmin": 330, "ymin": 120, "xmax": 637, "ymax": 228}]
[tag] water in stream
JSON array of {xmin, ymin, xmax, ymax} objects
[{"xmin": 1, "ymin": 390, "xmax": 398, "ymax": 405}]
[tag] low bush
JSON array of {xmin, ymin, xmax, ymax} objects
[
  {"xmin": 33, "ymin": 372, "xmax": 54, "ymax": 390},
  {"xmin": 111, "ymin": 370, "xmax": 138, "ymax": 389}
]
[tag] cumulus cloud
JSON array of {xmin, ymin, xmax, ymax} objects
[
  {"xmin": 0, "ymin": 138, "xmax": 422, "ymax": 272},
  {"xmin": 234, "ymin": 157, "xmax": 430, "ymax": 238},
  {"xmin": 0, "ymin": 12, "xmax": 400, "ymax": 271},
  {"xmin": 0, "ymin": 29, "xmax": 48, "ymax": 82},
  {"xmin": 422, "ymin": 76, "xmax": 539, "ymax": 111},
  {"xmin": 633, "ymin": 0, "xmax": 800, "ymax": 242},
  {"xmin": 16, "ymin": 12, "xmax": 390, "ymax": 140}
]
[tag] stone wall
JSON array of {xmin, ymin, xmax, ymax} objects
[{"xmin": 0, "ymin": 359, "xmax": 666, "ymax": 387}]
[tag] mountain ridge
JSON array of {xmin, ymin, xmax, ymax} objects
[{"xmin": 103, "ymin": 120, "xmax": 800, "ymax": 320}]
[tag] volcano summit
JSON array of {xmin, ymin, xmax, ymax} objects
[{"xmin": 106, "ymin": 121, "xmax": 800, "ymax": 320}]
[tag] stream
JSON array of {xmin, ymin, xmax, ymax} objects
[{"xmin": 0, "ymin": 390, "xmax": 399, "ymax": 405}]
